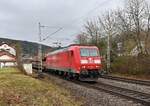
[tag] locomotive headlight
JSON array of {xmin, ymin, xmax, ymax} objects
[
  {"xmin": 94, "ymin": 60, "xmax": 101, "ymax": 64},
  {"xmin": 80, "ymin": 60, "xmax": 88, "ymax": 64}
]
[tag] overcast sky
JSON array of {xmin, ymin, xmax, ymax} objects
[{"xmin": 0, "ymin": 0, "xmax": 124, "ymax": 47}]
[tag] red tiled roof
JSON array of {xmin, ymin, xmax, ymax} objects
[{"xmin": 0, "ymin": 51, "xmax": 16, "ymax": 61}]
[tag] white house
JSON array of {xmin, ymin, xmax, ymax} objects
[
  {"xmin": 0, "ymin": 43, "xmax": 17, "ymax": 68},
  {"xmin": 0, "ymin": 43, "xmax": 16, "ymax": 56},
  {"xmin": 130, "ymin": 41, "xmax": 145, "ymax": 56}
]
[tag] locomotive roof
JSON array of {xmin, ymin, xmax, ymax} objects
[
  {"xmin": 46, "ymin": 47, "xmax": 68, "ymax": 55},
  {"xmin": 46, "ymin": 44, "xmax": 98, "ymax": 56},
  {"xmin": 68, "ymin": 44, "xmax": 97, "ymax": 47}
]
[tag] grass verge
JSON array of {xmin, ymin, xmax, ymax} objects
[{"xmin": 0, "ymin": 67, "xmax": 82, "ymax": 106}]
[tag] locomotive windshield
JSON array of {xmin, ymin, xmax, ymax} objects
[{"xmin": 80, "ymin": 48, "xmax": 99, "ymax": 57}]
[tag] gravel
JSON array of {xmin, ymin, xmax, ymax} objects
[
  {"xmin": 43, "ymin": 73, "xmax": 144, "ymax": 106},
  {"xmin": 99, "ymin": 78, "xmax": 150, "ymax": 94}
]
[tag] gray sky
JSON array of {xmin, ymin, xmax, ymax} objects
[{"xmin": 0, "ymin": 0, "xmax": 124, "ymax": 47}]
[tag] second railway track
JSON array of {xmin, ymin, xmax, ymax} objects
[
  {"xmin": 74, "ymin": 81, "xmax": 150, "ymax": 106},
  {"xmin": 101, "ymin": 75, "xmax": 150, "ymax": 86},
  {"xmin": 38, "ymin": 71, "xmax": 150, "ymax": 105}
]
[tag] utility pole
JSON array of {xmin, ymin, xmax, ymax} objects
[
  {"xmin": 37, "ymin": 22, "xmax": 62, "ymax": 75},
  {"xmin": 38, "ymin": 22, "xmax": 42, "ymax": 74},
  {"xmin": 107, "ymin": 32, "xmax": 111, "ymax": 72}
]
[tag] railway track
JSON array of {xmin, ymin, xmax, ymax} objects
[
  {"xmin": 101, "ymin": 75, "xmax": 150, "ymax": 86},
  {"xmin": 35, "ymin": 70, "xmax": 150, "ymax": 105},
  {"xmin": 75, "ymin": 81, "xmax": 150, "ymax": 106}
]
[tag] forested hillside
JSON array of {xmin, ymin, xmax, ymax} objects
[{"xmin": 0, "ymin": 37, "xmax": 52, "ymax": 57}]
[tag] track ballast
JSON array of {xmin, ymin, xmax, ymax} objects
[
  {"xmin": 74, "ymin": 81, "xmax": 150, "ymax": 106},
  {"xmin": 101, "ymin": 75, "xmax": 150, "ymax": 86},
  {"xmin": 34, "ymin": 69, "xmax": 150, "ymax": 105}
]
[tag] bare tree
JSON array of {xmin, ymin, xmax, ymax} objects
[
  {"xmin": 99, "ymin": 11, "xmax": 117, "ymax": 71},
  {"xmin": 144, "ymin": 3, "xmax": 150, "ymax": 55},
  {"xmin": 126, "ymin": 0, "xmax": 146, "ymax": 54},
  {"xmin": 14, "ymin": 41, "xmax": 25, "ymax": 73},
  {"xmin": 115, "ymin": 9, "xmax": 135, "ymax": 55},
  {"xmin": 75, "ymin": 33, "xmax": 88, "ymax": 44},
  {"xmin": 116, "ymin": 9, "xmax": 133, "ymax": 38},
  {"xmin": 116, "ymin": 0, "xmax": 150, "ymax": 55},
  {"xmin": 84, "ymin": 20, "xmax": 101, "ymax": 45}
]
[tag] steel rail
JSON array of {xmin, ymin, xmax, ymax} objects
[
  {"xmin": 73, "ymin": 81, "xmax": 150, "ymax": 106},
  {"xmin": 33, "ymin": 68, "xmax": 150, "ymax": 105},
  {"xmin": 101, "ymin": 75, "xmax": 150, "ymax": 86}
]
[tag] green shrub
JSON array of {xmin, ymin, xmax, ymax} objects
[{"xmin": 111, "ymin": 56, "xmax": 150, "ymax": 75}]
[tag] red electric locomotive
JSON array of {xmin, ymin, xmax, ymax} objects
[{"xmin": 44, "ymin": 44, "xmax": 102, "ymax": 81}]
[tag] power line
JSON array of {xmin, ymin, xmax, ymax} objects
[
  {"xmin": 39, "ymin": 0, "xmax": 110, "ymax": 41},
  {"xmin": 42, "ymin": 27, "xmax": 63, "ymax": 41},
  {"xmin": 62, "ymin": 0, "xmax": 110, "ymax": 29},
  {"xmin": 60, "ymin": 0, "xmax": 110, "ymax": 40},
  {"xmin": 37, "ymin": 22, "xmax": 62, "ymax": 75},
  {"xmin": 39, "ymin": 0, "xmax": 110, "ymax": 45}
]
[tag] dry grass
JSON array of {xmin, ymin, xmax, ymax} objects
[{"xmin": 0, "ymin": 67, "xmax": 82, "ymax": 106}]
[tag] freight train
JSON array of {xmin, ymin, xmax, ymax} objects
[{"xmin": 33, "ymin": 44, "xmax": 103, "ymax": 81}]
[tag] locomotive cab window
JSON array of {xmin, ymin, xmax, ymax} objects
[{"xmin": 80, "ymin": 48, "xmax": 99, "ymax": 57}]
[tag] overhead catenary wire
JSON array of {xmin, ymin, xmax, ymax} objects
[
  {"xmin": 42, "ymin": 27, "xmax": 63, "ymax": 41},
  {"xmin": 62, "ymin": 0, "xmax": 110, "ymax": 30},
  {"xmin": 56, "ymin": 0, "xmax": 110, "ymax": 43},
  {"xmin": 39, "ymin": 0, "xmax": 110, "ymax": 44}
]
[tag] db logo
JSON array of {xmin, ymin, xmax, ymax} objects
[{"xmin": 88, "ymin": 58, "xmax": 93, "ymax": 63}]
